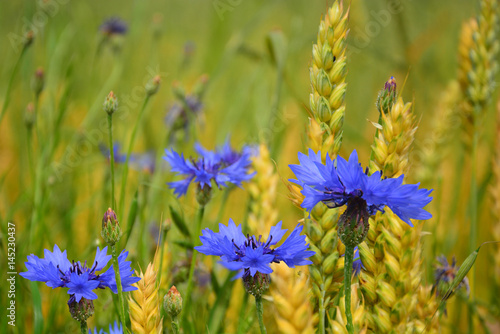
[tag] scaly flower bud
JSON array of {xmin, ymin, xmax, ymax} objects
[
  {"xmin": 338, "ymin": 197, "xmax": 370, "ymax": 248},
  {"xmin": 243, "ymin": 272, "xmax": 270, "ymax": 297},
  {"xmin": 145, "ymin": 75, "xmax": 161, "ymax": 96},
  {"xmin": 376, "ymin": 76, "xmax": 397, "ymax": 114},
  {"xmin": 24, "ymin": 31, "xmax": 34, "ymax": 48},
  {"xmin": 31, "ymin": 67, "xmax": 45, "ymax": 97},
  {"xmin": 103, "ymin": 91, "xmax": 118, "ymax": 115},
  {"xmin": 68, "ymin": 298, "xmax": 94, "ymax": 323},
  {"xmin": 24, "ymin": 103, "xmax": 36, "ymax": 129},
  {"xmin": 101, "ymin": 208, "xmax": 122, "ymax": 246},
  {"xmin": 195, "ymin": 184, "xmax": 212, "ymax": 207},
  {"xmin": 164, "ymin": 286, "xmax": 183, "ymax": 318}
]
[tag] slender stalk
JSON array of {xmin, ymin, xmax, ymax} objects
[
  {"xmin": 111, "ymin": 245, "xmax": 127, "ymax": 330},
  {"xmin": 344, "ymin": 244, "xmax": 354, "ymax": 334},
  {"xmin": 80, "ymin": 320, "xmax": 88, "ymax": 334},
  {"xmin": 171, "ymin": 316, "xmax": 180, "ymax": 334},
  {"xmin": 468, "ymin": 122, "xmax": 479, "ymax": 334},
  {"xmin": 181, "ymin": 206, "xmax": 205, "ymax": 323},
  {"xmin": 118, "ymin": 96, "xmax": 151, "ymax": 218},
  {"xmin": 215, "ymin": 188, "xmax": 230, "ymax": 223},
  {"xmin": 318, "ymin": 288, "xmax": 326, "ymax": 334},
  {"xmin": 0, "ymin": 47, "xmax": 28, "ymax": 125},
  {"xmin": 108, "ymin": 114, "xmax": 116, "ymax": 208},
  {"xmin": 255, "ymin": 295, "xmax": 267, "ymax": 334},
  {"xmin": 27, "ymin": 128, "xmax": 35, "ymax": 183}
]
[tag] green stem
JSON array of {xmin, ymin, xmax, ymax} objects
[
  {"xmin": 171, "ymin": 316, "xmax": 180, "ymax": 334},
  {"xmin": 111, "ymin": 244, "xmax": 127, "ymax": 330},
  {"xmin": 118, "ymin": 96, "xmax": 151, "ymax": 219},
  {"xmin": 215, "ymin": 188, "xmax": 230, "ymax": 223},
  {"xmin": 0, "ymin": 46, "xmax": 28, "ymax": 125},
  {"xmin": 181, "ymin": 206, "xmax": 205, "ymax": 323},
  {"xmin": 80, "ymin": 320, "xmax": 88, "ymax": 334},
  {"xmin": 27, "ymin": 128, "xmax": 35, "ymax": 184},
  {"xmin": 468, "ymin": 123, "xmax": 479, "ymax": 334},
  {"xmin": 157, "ymin": 224, "xmax": 170, "ymax": 285},
  {"xmin": 344, "ymin": 244, "xmax": 354, "ymax": 334},
  {"xmin": 255, "ymin": 295, "xmax": 267, "ymax": 334},
  {"xmin": 108, "ymin": 114, "xmax": 115, "ymax": 208}
]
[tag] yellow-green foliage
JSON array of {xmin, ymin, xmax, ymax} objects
[
  {"xmin": 458, "ymin": 0, "xmax": 499, "ymax": 145},
  {"xmin": 248, "ymin": 143, "xmax": 279, "ymax": 233},
  {"xmin": 491, "ymin": 102, "xmax": 500, "ymax": 288},
  {"xmin": 416, "ymin": 81, "xmax": 461, "ymax": 184}
]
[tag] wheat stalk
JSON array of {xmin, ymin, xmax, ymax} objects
[
  {"xmin": 301, "ymin": 3, "xmax": 349, "ymax": 329},
  {"xmin": 128, "ymin": 263, "xmax": 163, "ymax": 334}
]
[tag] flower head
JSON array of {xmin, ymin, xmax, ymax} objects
[
  {"xmin": 100, "ymin": 17, "xmax": 128, "ymax": 35},
  {"xmin": 100, "ymin": 143, "xmax": 156, "ymax": 173},
  {"xmin": 289, "ymin": 149, "xmax": 433, "ymax": 227},
  {"xmin": 433, "ymin": 255, "xmax": 470, "ymax": 300},
  {"xmin": 20, "ymin": 245, "xmax": 140, "ymax": 304},
  {"xmin": 89, "ymin": 321, "xmax": 123, "ymax": 334},
  {"xmin": 195, "ymin": 219, "xmax": 314, "ymax": 280},
  {"xmin": 163, "ymin": 140, "xmax": 255, "ymax": 198}
]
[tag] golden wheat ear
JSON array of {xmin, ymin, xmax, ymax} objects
[{"xmin": 128, "ymin": 261, "xmax": 163, "ymax": 333}]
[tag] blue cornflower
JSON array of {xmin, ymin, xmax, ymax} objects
[
  {"xmin": 289, "ymin": 149, "xmax": 432, "ymax": 227},
  {"xmin": 100, "ymin": 143, "xmax": 156, "ymax": 173},
  {"xmin": 163, "ymin": 141, "xmax": 255, "ymax": 197},
  {"xmin": 89, "ymin": 321, "xmax": 123, "ymax": 334},
  {"xmin": 100, "ymin": 17, "xmax": 128, "ymax": 35},
  {"xmin": 433, "ymin": 255, "xmax": 470, "ymax": 299},
  {"xmin": 195, "ymin": 219, "xmax": 314, "ymax": 280},
  {"xmin": 20, "ymin": 245, "xmax": 140, "ymax": 304}
]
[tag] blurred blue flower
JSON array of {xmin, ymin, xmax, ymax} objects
[
  {"xmin": 20, "ymin": 245, "xmax": 140, "ymax": 304},
  {"xmin": 195, "ymin": 219, "xmax": 314, "ymax": 279},
  {"xmin": 289, "ymin": 149, "xmax": 433, "ymax": 226},
  {"xmin": 433, "ymin": 255, "xmax": 470, "ymax": 299},
  {"xmin": 100, "ymin": 17, "xmax": 128, "ymax": 35},
  {"xmin": 100, "ymin": 143, "xmax": 156, "ymax": 174},
  {"xmin": 163, "ymin": 141, "xmax": 255, "ymax": 197},
  {"xmin": 352, "ymin": 247, "xmax": 362, "ymax": 277},
  {"xmin": 89, "ymin": 321, "xmax": 123, "ymax": 334},
  {"xmin": 100, "ymin": 143, "xmax": 127, "ymax": 163}
]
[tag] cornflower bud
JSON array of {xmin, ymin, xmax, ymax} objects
[
  {"xmin": 376, "ymin": 76, "xmax": 397, "ymax": 114},
  {"xmin": 103, "ymin": 91, "xmax": 118, "ymax": 115},
  {"xmin": 164, "ymin": 286, "xmax": 183, "ymax": 318},
  {"xmin": 243, "ymin": 272, "xmax": 270, "ymax": 297},
  {"xmin": 68, "ymin": 298, "xmax": 94, "ymax": 323},
  {"xmin": 24, "ymin": 103, "xmax": 36, "ymax": 129},
  {"xmin": 195, "ymin": 184, "xmax": 212, "ymax": 207},
  {"xmin": 101, "ymin": 208, "xmax": 122, "ymax": 246},
  {"xmin": 145, "ymin": 75, "xmax": 161, "ymax": 96},
  {"xmin": 31, "ymin": 67, "xmax": 45, "ymax": 97},
  {"xmin": 24, "ymin": 31, "xmax": 34, "ymax": 48},
  {"xmin": 338, "ymin": 197, "xmax": 370, "ymax": 248}
]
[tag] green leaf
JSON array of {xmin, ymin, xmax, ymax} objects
[
  {"xmin": 173, "ymin": 240, "xmax": 193, "ymax": 250},
  {"xmin": 124, "ymin": 190, "xmax": 139, "ymax": 245},
  {"xmin": 30, "ymin": 281, "xmax": 43, "ymax": 334},
  {"xmin": 170, "ymin": 205, "xmax": 191, "ymax": 238},
  {"xmin": 207, "ymin": 273, "xmax": 235, "ymax": 334}
]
